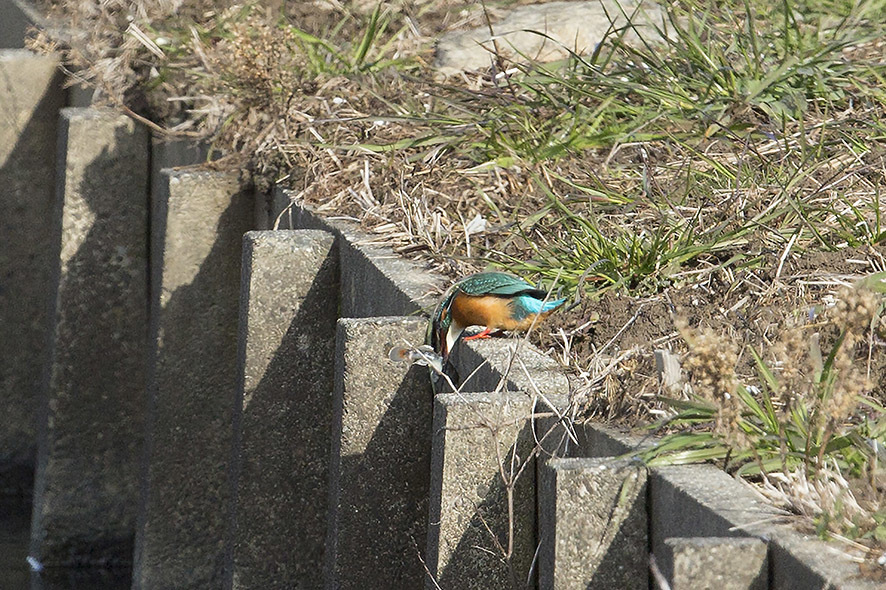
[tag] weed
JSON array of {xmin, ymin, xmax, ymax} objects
[
  {"xmin": 28, "ymin": 0, "xmax": 886, "ymax": 451},
  {"xmin": 642, "ymin": 280, "xmax": 886, "ymax": 545}
]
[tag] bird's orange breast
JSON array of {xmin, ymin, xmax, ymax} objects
[{"xmin": 450, "ymin": 293, "xmax": 520, "ymax": 331}]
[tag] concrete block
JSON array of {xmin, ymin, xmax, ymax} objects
[
  {"xmin": 451, "ymin": 337, "xmax": 569, "ymax": 396},
  {"xmin": 538, "ymin": 457, "xmax": 648, "ymax": 590},
  {"xmin": 271, "ymin": 187, "xmax": 446, "ymax": 317},
  {"xmin": 767, "ymin": 529, "xmax": 878, "ymax": 590},
  {"xmin": 324, "ymin": 317, "xmax": 432, "ymax": 589},
  {"xmin": 30, "ymin": 107, "xmax": 149, "ymax": 566},
  {"xmin": 66, "ymin": 81, "xmax": 94, "ymax": 108},
  {"xmin": 572, "ymin": 421, "xmax": 650, "ymax": 458},
  {"xmin": 425, "ymin": 392, "xmax": 539, "ymax": 590},
  {"xmin": 0, "ymin": 49, "xmax": 63, "ymax": 490},
  {"xmin": 228, "ymin": 230, "xmax": 339, "ymax": 589},
  {"xmin": 133, "ymin": 169, "xmax": 253, "ymax": 589},
  {"xmin": 650, "ymin": 465, "xmax": 879, "ymax": 589},
  {"xmin": 650, "ymin": 466, "xmax": 769, "ymax": 557},
  {"xmin": 665, "ymin": 537, "xmax": 767, "ymax": 590},
  {"xmin": 529, "ymin": 394, "xmax": 573, "ymax": 461},
  {"xmin": 150, "ymin": 137, "xmax": 210, "ymax": 190}
]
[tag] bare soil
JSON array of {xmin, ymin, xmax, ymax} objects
[{"xmin": 532, "ymin": 245, "xmax": 886, "ymax": 422}]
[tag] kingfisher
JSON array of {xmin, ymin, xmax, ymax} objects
[{"xmin": 428, "ymin": 271, "xmax": 567, "ymax": 363}]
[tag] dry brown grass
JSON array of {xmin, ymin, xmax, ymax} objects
[{"xmin": 25, "ymin": 0, "xmax": 886, "ymax": 430}]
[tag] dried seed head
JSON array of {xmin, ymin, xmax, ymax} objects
[
  {"xmin": 678, "ymin": 319, "xmax": 747, "ymax": 447},
  {"xmin": 832, "ymin": 285, "xmax": 878, "ymax": 335},
  {"xmin": 819, "ymin": 286, "xmax": 878, "ymax": 425}
]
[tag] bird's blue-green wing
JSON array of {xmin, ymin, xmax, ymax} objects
[{"xmin": 456, "ymin": 272, "xmax": 537, "ymax": 297}]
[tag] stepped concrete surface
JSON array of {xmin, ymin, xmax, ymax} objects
[
  {"xmin": 566, "ymin": 424, "xmax": 877, "ymax": 588},
  {"xmin": 665, "ymin": 537, "xmax": 767, "ymax": 590},
  {"xmin": 0, "ymin": 49, "xmax": 63, "ymax": 491},
  {"xmin": 573, "ymin": 421, "xmax": 650, "ymax": 457},
  {"xmin": 228, "ymin": 230, "xmax": 339, "ymax": 590},
  {"xmin": 435, "ymin": 0, "xmax": 671, "ymax": 75},
  {"xmin": 0, "ymin": 16, "xmax": 880, "ymax": 589},
  {"xmin": 538, "ymin": 457, "xmax": 647, "ymax": 590},
  {"xmin": 652, "ymin": 465, "xmax": 879, "ymax": 590},
  {"xmin": 150, "ymin": 137, "xmax": 211, "ymax": 191},
  {"xmin": 271, "ymin": 191, "xmax": 572, "ymax": 393},
  {"xmin": 452, "ymin": 337, "xmax": 569, "ymax": 396},
  {"xmin": 324, "ymin": 317, "xmax": 432, "ymax": 589},
  {"xmin": 426, "ymin": 392, "xmax": 539, "ymax": 590},
  {"xmin": 271, "ymin": 187, "xmax": 445, "ymax": 317},
  {"xmin": 30, "ymin": 107, "xmax": 149, "ymax": 567},
  {"xmin": 134, "ymin": 169, "xmax": 253, "ymax": 590}
]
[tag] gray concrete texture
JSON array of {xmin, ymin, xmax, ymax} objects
[
  {"xmin": 30, "ymin": 107, "xmax": 149, "ymax": 567},
  {"xmin": 261, "ymin": 179, "xmax": 871, "ymax": 589},
  {"xmin": 150, "ymin": 137, "xmax": 211, "ymax": 193},
  {"xmin": 539, "ymin": 457, "xmax": 648, "ymax": 590},
  {"xmin": 426, "ymin": 392, "xmax": 539, "ymax": 590},
  {"xmin": 269, "ymin": 191, "xmax": 575, "ymax": 395},
  {"xmin": 435, "ymin": 0, "xmax": 671, "ymax": 74},
  {"xmin": 324, "ymin": 317, "xmax": 432, "ymax": 589},
  {"xmin": 271, "ymin": 187, "xmax": 446, "ymax": 317},
  {"xmin": 665, "ymin": 537, "xmax": 767, "ymax": 590},
  {"xmin": 651, "ymin": 465, "xmax": 880, "ymax": 590},
  {"xmin": 572, "ymin": 421, "xmax": 651, "ymax": 458},
  {"xmin": 0, "ymin": 0, "xmax": 33, "ymax": 48},
  {"xmin": 228, "ymin": 230, "xmax": 339, "ymax": 590},
  {"xmin": 450, "ymin": 337, "xmax": 570, "ymax": 396},
  {"xmin": 133, "ymin": 169, "xmax": 253, "ymax": 589},
  {"xmin": 0, "ymin": 49, "xmax": 64, "ymax": 492},
  {"xmin": 526, "ymin": 393, "xmax": 572, "ymax": 460}
]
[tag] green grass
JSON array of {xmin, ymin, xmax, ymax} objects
[
  {"xmin": 32, "ymin": 0, "xmax": 886, "ymax": 556},
  {"xmin": 453, "ymin": 0, "xmax": 886, "ymax": 294},
  {"xmin": 639, "ymin": 281, "xmax": 886, "ymax": 543}
]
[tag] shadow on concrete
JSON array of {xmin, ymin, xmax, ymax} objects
[
  {"xmin": 333, "ymin": 364, "xmax": 433, "ymax": 588},
  {"xmin": 0, "ymin": 1, "xmax": 30, "ymax": 48},
  {"xmin": 585, "ymin": 488, "xmax": 648, "ymax": 589},
  {"xmin": 30, "ymin": 117, "xmax": 149, "ymax": 570},
  {"xmin": 228, "ymin": 243, "xmax": 339, "ymax": 589},
  {"xmin": 135, "ymin": 172, "xmax": 252, "ymax": 588},
  {"xmin": 431, "ymin": 422, "xmax": 537, "ymax": 590},
  {"xmin": 0, "ymin": 56, "xmax": 63, "ymax": 493}
]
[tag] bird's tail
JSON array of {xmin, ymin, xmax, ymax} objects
[
  {"xmin": 517, "ymin": 294, "xmax": 567, "ymax": 315},
  {"xmin": 542, "ymin": 297, "xmax": 567, "ymax": 312}
]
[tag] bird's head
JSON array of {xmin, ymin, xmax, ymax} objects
[{"xmin": 428, "ymin": 283, "xmax": 460, "ymax": 359}]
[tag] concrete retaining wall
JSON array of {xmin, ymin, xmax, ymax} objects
[
  {"xmin": 324, "ymin": 317, "xmax": 432, "ymax": 589},
  {"xmin": 539, "ymin": 457, "xmax": 648, "ymax": 589},
  {"xmin": 0, "ymin": 0, "xmax": 34, "ymax": 49},
  {"xmin": 0, "ymin": 49, "xmax": 64, "ymax": 492},
  {"xmin": 30, "ymin": 107, "xmax": 149, "ymax": 568},
  {"xmin": 426, "ymin": 391, "xmax": 540, "ymax": 589},
  {"xmin": 0, "ymin": 33, "xmax": 880, "ymax": 590},
  {"xmin": 133, "ymin": 169, "xmax": 253, "ymax": 589},
  {"xmin": 228, "ymin": 230, "xmax": 339, "ymax": 589}
]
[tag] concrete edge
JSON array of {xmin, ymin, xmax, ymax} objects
[
  {"xmin": 270, "ymin": 185, "xmax": 878, "ymax": 589},
  {"xmin": 271, "ymin": 188, "xmax": 574, "ymax": 400},
  {"xmin": 609, "ymin": 430, "xmax": 874, "ymax": 589},
  {"xmin": 273, "ymin": 187, "xmax": 446, "ymax": 315}
]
